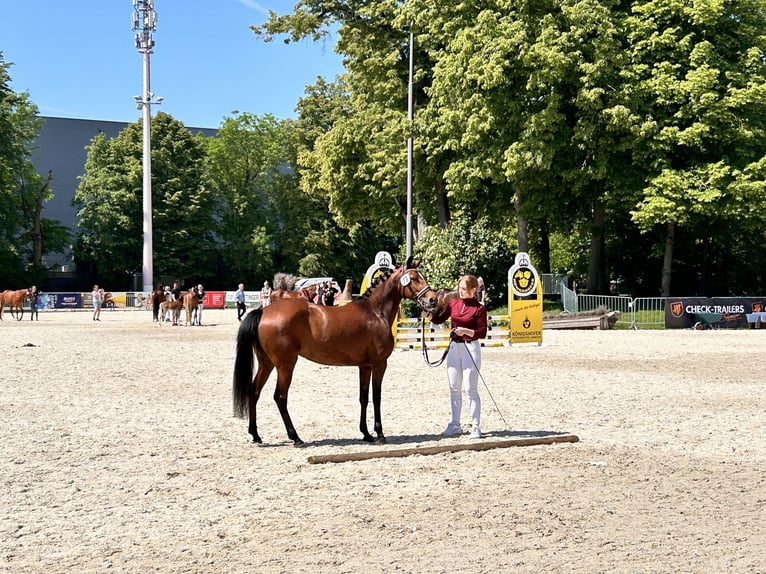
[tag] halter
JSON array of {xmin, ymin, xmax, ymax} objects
[{"xmin": 400, "ymin": 267, "xmax": 434, "ymax": 307}]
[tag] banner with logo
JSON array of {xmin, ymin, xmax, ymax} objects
[
  {"xmin": 361, "ymin": 251, "xmax": 395, "ymax": 294},
  {"xmin": 507, "ymin": 252, "xmax": 543, "ymax": 345},
  {"xmin": 46, "ymin": 292, "xmax": 82, "ymax": 309},
  {"xmin": 224, "ymin": 291, "xmax": 261, "ymax": 309},
  {"xmin": 203, "ymin": 291, "xmax": 226, "ymax": 309},
  {"xmin": 665, "ymin": 297, "xmax": 766, "ymax": 329}
]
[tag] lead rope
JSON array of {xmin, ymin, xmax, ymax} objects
[{"xmin": 420, "ymin": 316, "xmax": 449, "ymax": 367}]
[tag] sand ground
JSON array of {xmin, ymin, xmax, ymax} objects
[{"xmin": 1, "ymin": 308, "xmax": 764, "ymax": 573}]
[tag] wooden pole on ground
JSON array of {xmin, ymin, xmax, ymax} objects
[{"xmin": 307, "ymin": 434, "xmax": 579, "ymax": 465}]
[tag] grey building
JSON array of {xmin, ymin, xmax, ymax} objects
[{"xmin": 30, "ymin": 116, "xmax": 215, "ymax": 271}]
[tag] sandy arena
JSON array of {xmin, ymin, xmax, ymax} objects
[{"xmin": 1, "ymin": 308, "xmax": 764, "ymax": 573}]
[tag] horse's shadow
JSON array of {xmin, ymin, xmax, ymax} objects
[{"xmin": 263, "ymin": 428, "xmax": 574, "ymax": 449}]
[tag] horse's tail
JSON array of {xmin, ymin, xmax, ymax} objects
[{"xmin": 232, "ymin": 308, "xmax": 263, "ymax": 418}]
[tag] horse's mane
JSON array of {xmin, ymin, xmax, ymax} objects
[
  {"xmin": 359, "ymin": 267, "xmax": 397, "ymax": 300},
  {"xmin": 273, "ymin": 272, "xmax": 297, "ymax": 291}
]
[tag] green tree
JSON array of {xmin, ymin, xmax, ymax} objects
[
  {"xmin": 255, "ymin": 1, "xmax": 766, "ymax": 297},
  {"xmin": 0, "ymin": 53, "xmax": 68, "ymax": 285},
  {"xmin": 74, "ymin": 112, "xmax": 215, "ymax": 288},
  {"xmin": 625, "ymin": 0, "xmax": 766, "ymax": 295},
  {"xmin": 414, "ymin": 214, "xmax": 514, "ymax": 304},
  {"xmin": 204, "ymin": 112, "xmax": 295, "ymax": 283}
]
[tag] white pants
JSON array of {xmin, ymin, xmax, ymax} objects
[{"xmin": 446, "ymin": 340, "xmax": 482, "ymax": 430}]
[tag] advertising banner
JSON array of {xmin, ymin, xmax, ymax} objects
[
  {"xmin": 224, "ymin": 291, "xmax": 261, "ymax": 309},
  {"xmin": 204, "ymin": 291, "xmax": 226, "ymax": 309},
  {"xmin": 665, "ymin": 297, "xmax": 766, "ymax": 329},
  {"xmin": 45, "ymin": 292, "xmax": 82, "ymax": 309},
  {"xmin": 507, "ymin": 252, "xmax": 543, "ymax": 345}
]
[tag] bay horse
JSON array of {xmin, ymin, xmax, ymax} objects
[
  {"xmin": 0, "ymin": 288, "xmax": 33, "ymax": 321},
  {"xmin": 233, "ymin": 259, "xmax": 438, "ymax": 446},
  {"xmin": 183, "ymin": 291, "xmax": 198, "ymax": 326}
]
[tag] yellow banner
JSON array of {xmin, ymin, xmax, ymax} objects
[{"xmin": 507, "ymin": 252, "xmax": 543, "ymax": 345}]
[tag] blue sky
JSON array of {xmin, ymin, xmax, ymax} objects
[{"xmin": 0, "ymin": 1, "xmax": 344, "ymax": 129}]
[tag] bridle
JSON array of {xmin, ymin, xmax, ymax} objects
[{"xmin": 400, "ymin": 267, "xmax": 435, "ymax": 309}]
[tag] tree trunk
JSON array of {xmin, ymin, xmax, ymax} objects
[
  {"xmin": 587, "ymin": 200, "xmax": 606, "ymax": 294},
  {"xmin": 660, "ymin": 221, "xmax": 674, "ymax": 297},
  {"xmin": 514, "ymin": 187, "xmax": 529, "ymax": 253},
  {"xmin": 435, "ymin": 178, "xmax": 450, "ymax": 228},
  {"xmin": 32, "ymin": 171, "xmax": 53, "ymax": 267}
]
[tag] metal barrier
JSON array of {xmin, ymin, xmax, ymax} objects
[
  {"xmin": 540, "ymin": 273, "xmax": 568, "ymax": 296},
  {"xmin": 629, "ymin": 297, "xmax": 667, "ymax": 330},
  {"xmin": 574, "ymin": 294, "xmax": 633, "ymax": 327},
  {"xmin": 561, "ymin": 285, "xmax": 578, "ymax": 313}
]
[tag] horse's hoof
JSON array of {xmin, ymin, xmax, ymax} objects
[
  {"xmin": 293, "ymin": 439, "xmax": 306, "ymax": 448},
  {"xmin": 375, "ymin": 436, "xmax": 387, "ymax": 445},
  {"xmin": 362, "ymin": 434, "xmax": 375, "ymax": 443}
]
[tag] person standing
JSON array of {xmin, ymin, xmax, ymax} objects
[
  {"xmin": 322, "ymin": 281, "xmax": 338, "ymax": 306},
  {"xmin": 260, "ymin": 280, "xmax": 272, "ymax": 307},
  {"xmin": 195, "ymin": 283, "xmax": 205, "ymax": 325},
  {"xmin": 170, "ymin": 281, "xmax": 182, "ymax": 303},
  {"xmin": 426, "ymin": 274, "xmax": 488, "ymax": 438},
  {"xmin": 477, "ymin": 277, "xmax": 487, "ymax": 306},
  {"xmin": 92, "ymin": 284, "xmax": 103, "ymax": 321},
  {"xmin": 235, "ymin": 283, "xmax": 247, "ymax": 321},
  {"xmin": 29, "ymin": 285, "xmax": 40, "ymax": 321},
  {"xmin": 152, "ymin": 284, "xmax": 162, "ymax": 322},
  {"xmin": 315, "ymin": 282, "xmax": 326, "ymax": 305}
]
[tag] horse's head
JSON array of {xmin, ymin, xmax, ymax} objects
[
  {"xmin": 399, "ymin": 258, "xmax": 438, "ymax": 312},
  {"xmin": 433, "ymin": 288, "xmax": 458, "ymax": 316}
]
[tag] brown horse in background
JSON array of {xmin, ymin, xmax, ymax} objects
[
  {"xmin": 269, "ymin": 283, "xmax": 320, "ymax": 304},
  {"xmin": 159, "ymin": 299, "xmax": 183, "ymax": 326},
  {"xmin": 0, "ymin": 288, "xmax": 33, "ymax": 321},
  {"xmin": 183, "ymin": 291, "xmax": 199, "ymax": 326},
  {"xmin": 233, "ymin": 259, "xmax": 438, "ymax": 446}
]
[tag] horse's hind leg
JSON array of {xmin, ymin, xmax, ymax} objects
[
  {"xmin": 249, "ymin": 356, "xmax": 274, "ymax": 444},
  {"xmin": 273, "ymin": 362, "xmax": 304, "ymax": 447}
]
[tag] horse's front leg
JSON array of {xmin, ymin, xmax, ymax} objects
[
  {"xmin": 357, "ymin": 366, "xmax": 376, "ymax": 443},
  {"xmin": 370, "ymin": 363, "xmax": 387, "ymax": 444},
  {"xmin": 273, "ymin": 363, "xmax": 304, "ymax": 447}
]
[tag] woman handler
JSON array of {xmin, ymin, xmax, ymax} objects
[{"xmin": 426, "ymin": 274, "xmax": 487, "ymax": 438}]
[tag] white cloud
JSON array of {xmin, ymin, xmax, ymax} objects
[{"xmin": 236, "ymin": 0, "xmax": 269, "ymax": 15}]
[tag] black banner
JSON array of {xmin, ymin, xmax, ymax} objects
[{"xmin": 665, "ymin": 297, "xmax": 766, "ymax": 329}]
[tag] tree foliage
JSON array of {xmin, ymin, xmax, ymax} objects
[
  {"xmin": 74, "ymin": 112, "xmax": 215, "ymax": 287},
  {"xmin": 254, "ymin": 0, "xmax": 766, "ymax": 296},
  {"xmin": 0, "ymin": 52, "xmax": 68, "ymax": 286}
]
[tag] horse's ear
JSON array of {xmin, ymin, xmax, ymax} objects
[{"xmin": 405, "ymin": 256, "xmax": 420, "ymax": 269}]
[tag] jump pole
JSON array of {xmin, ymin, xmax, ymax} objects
[{"xmin": 307, "ymin": 434, "xmax": 579, "ymax": 465}]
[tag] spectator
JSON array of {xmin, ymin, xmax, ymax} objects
[
  {"xmin": 195, "ymin": 284, "xmax": 205, "ymax": 325},
  {"xmin": 322, "ymin": 281, "xmax": 338, "ymax": 306},
  {"xmin": 261, "ymin": 280, "xmax": 272, "ymax": 307},
  {"xmin": 235, "ymin": 283, "xmax": 247, "ymax": 321},
  {"xmin": 92, "ymin": 284, "xmax": 103, "ymax": 321},
  {"xmin": 29, "ymin": 285, "xmax": 40, "ymax": 321},
  {"xmin": 152, "ymin": 284, "xmax": 162, "ymax": 322}
]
